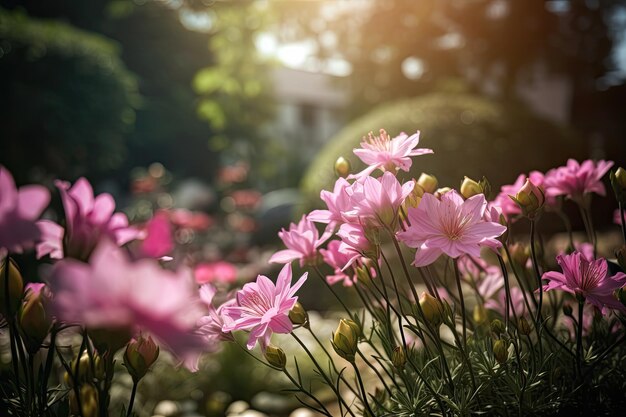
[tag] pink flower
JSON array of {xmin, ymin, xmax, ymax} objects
[
  {"xmin": 337, "ymin": 223, "xmax": 374, "ymax": 256},
  {"xmin": 197, "ymin": 284, "xmax": 236, "ymax": 344},
  {"xmin": 46, "ymin": 240, "xmax": 207, "ymax": 370},
  {"xmin": 269, "ymin": 215, "xmax": 332, "ymax": 266},
  {"xmin": 544, "ymin": 159, "xmax": 614, "ymax": 204},
  {"xmin": 494, "ymin": 171, "xmax": 554, "ymax": 220},
  {"xmin": 320, "ymin": 240, "xmax": 359, "ymax": 286},
  {"xmin": 0, "ymin": 166, "xmax": 50, "ymax": 254},
  {"xmin": 542, "ymin": 251, "xmax": 626, "ymax": 314},
  {"xmin": 347, "ymin": 171, "xmax": 414, "ymax": 228},
  {"xmin": 350, "ymin": 129, "xmax": 433, "ymax": 178},
  {"xmin": 221, "ymin": 263, "xmax": 307, "ymax": 350},
  {"xmin": 397, "ymin": 191, "xmax": 507, "ymax": 267},
  {"xmin": 194, "ymin": 261, "xmax": 238, "ymax": 285},
  {"xmin": 308, "ymin": 177, "xmax": 354, "ymax": 226},
  {"xmin": 37, "ymin": 178, "xmax": 141, "ymax": 261},
  {"xmin": 139, "ymin": 211, "xmax": 174, "ymax": 259}
]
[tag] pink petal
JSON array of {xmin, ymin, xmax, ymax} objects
[
  {"xmin": 91, "ymin": 193, "xmax": 116, "ymax": 225},
  {"xmin": 17, "ymin": 185, "xmax": 50, "ymax": 219},
  {"xmin": 269, "ymin": 249, "xmax": 302, "ymax": 264}
]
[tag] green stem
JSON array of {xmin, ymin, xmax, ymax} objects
[
  {"xmin": 292, "ymin": 333, "xmax": 356, "ymax": 417},
  {"xmin": 352, "ymin": 361, "xmax": 375, "ymax": 417},
  {"xmin": 312, "ymin": 266, "xmax": 352, "ymax": 315},
  {"xmin": 283, "ymin": 369, "xmax": 332, "ymax": 417},
  {"xmin": 126, "ymin": 380, "xmax": 138, "ymax": 417},
  {"xmin": 306, "ymin": 327, "xmax": 359, "ymax": 398},
  {"xmin": 618, "ymin": 201, "xmax": 626, "ymax": 245},
  {"xmin": 453, "ymin": 259, "xmax": 468, "ymax": 348},
  {"xmin": 576, "ymin": 300, "xmax": 585, "ymax": 377}
]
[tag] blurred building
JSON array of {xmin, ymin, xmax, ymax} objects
[{"xmin": 269, "ymin": 66, "xmax": 349, "ymax": 163}]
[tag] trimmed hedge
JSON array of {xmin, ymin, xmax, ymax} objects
[{"xmin": 301, "ymin": 92, "xmax": 583, "ymax": 211}]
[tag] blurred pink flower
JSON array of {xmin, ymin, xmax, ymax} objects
[
  {"xmin": 615, "ymin": 208, "xmax": 623, "ymax": 226},
  {"xmin": 351, "ymin": 129, "xmax": 433, "ymax": 178},
  {"xmin": 269, "ymin": 215, "xmax": 332, "ymax": 266},
  {"xmin": 0, "ymin": 166, "xmax": 50, "ymax": 254},
  {"xmin": 169, "ymin": 209, "xmax": 214, "ymax": 231},
  {"xmin": 46, "ymin": 240, "xmax": 207, "ymax": 370},
  {"xmin": 544, "ymin": 159, "xmax": 613, "ymax": 204},
  {"xmin": 542, "ymin": 251, "xmax": 626, "ymax": 314},
  {"xmin": 221, "ymin": 263, "xmax": 307, "ymax": 350},
  {"xmin": 139, "ymin": 211, "xmax": 174, "ymax": 259},
  {"xmin": 308, "ymin": 177, "xmax": 354, "ymax": 226},
  {"xmin": 484, "ymin": 286, "xmax": 528, "ymax": 318},
  {"xmin": 347, "ymin": 171, "xmax": 414, "ymax": 228},
  {"xmin": 37, "ymin": 178, "xmax": 140, "ymax": 261},
  {"xmin": 194, "ymin": 261, "xmax": 238, "ymax": 284},
  {"xmin": 320, "ymin": 240, "xmax": 359, "ymax": 286},
  {"xmin": 398, "ymin": 191, "xmax": 507, "ymax": 267}
]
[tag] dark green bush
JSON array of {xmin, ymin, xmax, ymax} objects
[{"xmin": 0, "ymin": 9, "xmax": 138, "ymax": 181}]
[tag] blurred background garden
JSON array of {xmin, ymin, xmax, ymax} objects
[{"xmin": 1, "ymin": 0, "xmax": 626, "ymax": 416}]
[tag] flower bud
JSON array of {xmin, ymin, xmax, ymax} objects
[
  {"xmin": 66, "ymin": 351, "xmax": 105, "ymax": 387},
  {"xmin": 264, "ymin": 345, "xmax": 287, "ymax": 369},
  {"xmin": 289, "ymin": 302, "xmax": 308, "ymax": 327},
  {"xmin": 124, "ymin": 334, "xmax": 159, "ymax": 382},
  {"xmin": 417, "ymin": 173, "xmax": 438, "ymax": 194},
  {"xmin": 19, "ymin": 283, "xmax": 52, "ymax": 353},
  {"xmin": 332, "ymin": 319, "xmax": 359, "ymax": 362},
  {"xmin": 391, "ymin": 346, "xmax": 406, "ymax": 370},
  {"xmin": 69, "ymin": 383, "xmax": 99, "ymax": 417},
  {"xmin": 517, "ymin": 317, "xmax": 532, "ymax": 336},
  {"xmin": 460, "ymin": 176, "xmax": 482, "ymax": 199},
  {"xmin": 434, "ymin": 187, "xmax": 452, "ymax": 198},
  {"xmin": 610, "ymin": 167, "xmax": 626, "ymax": 203},
  {"xmin": 490, "ymin": 319, "xmax": 505, "ymax": 336},
  {"xmin": 493, "ymin": 339, "xmax": 509, "ymax": 364},
  {"xmin": 1, "ymin": 258, "xmax": 24, "ymax": 317},
  {"xmin": 355, "ymin": 264, "xmax": 373, "ymax": 287},
  {"xmin": 473, "ymin": 304, "xmax": 487, "ymax": 324},
  {"xmin": 509, "ymin": 179, "xmax": 545, "ymax": 219},
  {"xmin": 402, "ymin": 179, "xmax": 424, "ymax": 212},
  {"xmin": 418, "ymin": 292, "xmax": 443, "ymax": 327},
  {"xmin": 334, "ymin": 157, "xmax": 351, "ymax": 178},
  {"xmin": 507, "ymin": 243, "xmax": 530, "ymax": 267}
]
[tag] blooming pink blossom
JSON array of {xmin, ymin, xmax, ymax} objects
[
  {"xmin": 194, "ymin": 261, "xmax": 238, "ymax": 285},
  {"xmin": 46, "ymin": 240, "xmax": 207, "ymax": 370},
  {"xmin": 308, "ymin": 177, "xmax": 354, "ymax": 226},
  {"xmin": 320, "ymin": 240, "xmax": 359, "ymax": 286},
  {"xmin": 350, "ymin": 129, "xmax": 433, "ymax": 178},
  {"xmin": 544, "ymin": 159, "xmax": 614, "ymax": 204},
  {"xmin": 139, "ymin": 211, "xmax": 174, "ymax": 259},
  {"xmin": 269, "ymin": 215, "xmax": 332, "ymax": 266},
  {"xmin": 0, "ymin": 166, "xmax": 50, "ymax": 254},
  {"xmin": 337, "ymin": 223, "xmax": 374, "ymax": 256},
  {"xmin": 542, "ymin": 251, "xmax": 626, "ymax": 314},
  {"xmin": 397, "ymin": 191, "xmax": 507, "ymax": 267},
  {"xmin": 347, "ymin": 171, "xmax": 414, "ymax": 228},
  {"xmin": 37, "ymin": 178, "xmax": 140, "ymax": 261},
  {"xmin": 221, "ymin": 263, "xmax": 307, "ymax": 350}
]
